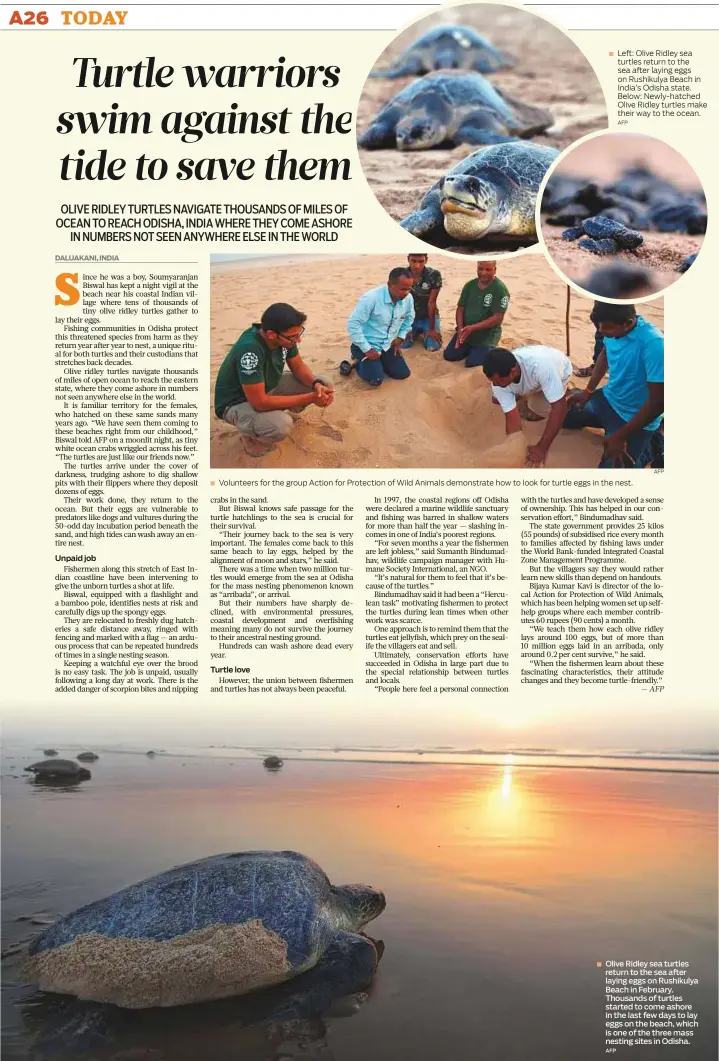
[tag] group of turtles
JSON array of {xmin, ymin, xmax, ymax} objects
[
  {"xmin": 359, "ymin": 24, "xmax": 562, "ymax": 246},
  {"xmin": 542, "ymin": 163, "xmax": 706, "ymax": 294}
]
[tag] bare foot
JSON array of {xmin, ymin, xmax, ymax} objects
[{"xmin": 243, "ymin": 436, "xmax": 275, "ymax": 457}]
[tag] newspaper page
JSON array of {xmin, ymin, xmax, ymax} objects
[{"xmin": 1, "ymin": 1, "xmax": 717, "ymax": 1058}]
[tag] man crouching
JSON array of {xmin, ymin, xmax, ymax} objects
[{"xmin": 214, "ymin": 303, "xmax": 333, "ymax": 457}]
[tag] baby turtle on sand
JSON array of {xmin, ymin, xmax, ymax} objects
[
  {"xmin": 263, "ymin": 755, "xmax": 284, "ymax": 770},
  {"xmin": 358, "ymin": 73, "xmax": 553, "ymax": 150},
  {"xmin": 23, "ymin": 850, "xmax": 386, "ymax": 1009},
  {"xmin": 76, "ymin": 752, "xmax": 99, "ymax": 762},
  {"xmin": 371, "ymin": 25, "xmax": 513, "ymax": 79},
  {"xmin": 401, "ymin": 142, "xmax": 559, "ymax": 244},
  {"xmin": 564, "ymin": 215, "xmax": 644, "ymax": 257},
  {"xmin": 43, "ymin": 749, "xmax": 59, "ymax": 757},
  {"xmin": 24, "ymin": 760, "xmax": 91, "ymax": 781},
  {"xmin": 677, "ymin": 253, "xmax": 697, "ymax": 273}
]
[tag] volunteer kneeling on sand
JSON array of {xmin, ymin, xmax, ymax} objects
[
  {"xmin": 345, "ymin": 268, "xmax": 415, "ymax": 387},
  {"xmin": 482, "ymin": 345, "xmax": 572, "ymax": 468},
  {"xmin": 401, "ymin": 253, "xmax": 443, "ymax": 352},
  {"xmin": 443, "ymin": 260, "xmax": 510, "ymax": 367},
  {"xmin": 214, "ymin": 303, "xmax": 333, "ymax": 457},
  {"xmin": 564, "ymin": 301, "xmax": 664, "ymax": 468}
]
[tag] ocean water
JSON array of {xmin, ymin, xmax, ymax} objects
[{"xmin": 2, "ymin": 742, "xmax": 717, "ymax": 1060}]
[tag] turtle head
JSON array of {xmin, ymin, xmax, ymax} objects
[
  {"xmin": 396, "ymin": 113, "xmax": 446, "ymax": 151},
  {"xmin": 439, "ymin": 174, "xmax": 499, "ymax": 240},
  {"xmin": 432, "ymin": 35, "xmax": 464, "ymax": 70},
  {"xmin": 331, "ymin": 884, "xmax": 386, "ymax": 931}
]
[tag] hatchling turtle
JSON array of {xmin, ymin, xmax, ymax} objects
[
  {"xmin": 371, "ymin": 24, "xmax": 513, "ymax": 78},
  {"xmin": 359, "ymin": 73, "xmax": 553, "ymax": 150},
  {"xmin": 76, "ymin": 752, "xmax": 99, "ymax": 762},
  {"xmin": 263, "ymin": 755, "xmax": 284, "ymax": 770},
  {"xmin": 23, "ymin": 850, "xmax": 386, "ymax": 1009},
  {"xmin": 401, "ymin": 141, "xmax": 559, "ymax": 244},
  {"xmin": 43, "ymin": 749, "xmax": 59, "ymax": 757},
  {"xmin": 24, "ymin": 760, "xmax": 91, "ymax": 781}
]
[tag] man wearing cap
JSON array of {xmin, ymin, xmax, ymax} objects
[
  {"xmin": 482, "ymin": 345, "xmax": 573, "ymax": 467},
  {"xmin": 346, "ymin": 267, "xmax": 415, "ymax": 387},
  {"xmin": 214, "ymin": 302, "xmax": 333, "ymax": 457},
  {"xmin": 401, "ymin": 253, "xmax": 443, "ymax": 352},
  {"xmin": 443, "ymin": 260, "xmax": 510, "ymax": 368},
  {"xmin": 564, "ymin": 302, "xmax": 664, "ymax": 468}
]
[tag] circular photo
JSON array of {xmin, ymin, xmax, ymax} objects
[
  {"xmin": 357, "ymin": 3, "xmax": 608, "ymax": 255},
  {"xmin": 539, "ymin": 131, "xmax": 706, "ymax": 299}
]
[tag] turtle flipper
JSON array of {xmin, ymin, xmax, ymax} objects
[
  {"xmin": 369, "ymin": 53, "xmax": 424, "ymax": 79},
  {"xmin": 455, "ymin": 110, "xmax": 518, "ymax": 147},
  {"xmin": 400, "ymin": 201, "xmax": 443, "ymax": 238},
  {"xmin": 246, "ymin": 931, "xmax": 380, "ymax": 1023},
  {"xmin": 473, "ymin": 48, "xmax": 514, "ymax": 73},
  {"xmin": 358, "ymin": 118, "xmax": 398, "ymax": 149}
]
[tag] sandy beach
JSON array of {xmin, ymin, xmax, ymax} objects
[
  {"xmin": 210, "ymin": 253, "xmax": 664, "ymax": 470},
  {"xmin": 540, "ymin": 135, "xmax": 705, "ymax": 296},
  {"xmin": 2, "ymin": 743, "xmax": 717, "ymax": 1061},
  {"xmin": 357, "ymin": 5, "xmax": 608, "ymax": 252}
]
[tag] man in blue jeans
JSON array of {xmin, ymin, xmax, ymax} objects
[
  {"xmin": 564, "ymin": 302, "xmax": 664, "ymax": 468},
  {"xmin": 346, "ymin": 268, "xmax": 415, "ymax": 387}
]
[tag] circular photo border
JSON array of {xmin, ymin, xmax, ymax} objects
[{"xmin": 533, "ymin": 128, "xmax": 707, "ymax": 303}]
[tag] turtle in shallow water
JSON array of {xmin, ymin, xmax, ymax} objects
[
  {"xmin": 359, "ymin": 73, "xmax": 553, "ymax": 151},
  {"xmin": 401, "ymin": 141, "xmax": 559, "ymax": 244},
  {"xmin": 76, "ymin": 752, "xmax": 99, "ymax": 762},
  {"xmin": 371, "ymin": 24, "xmax": 513, "ymax": 78},
  {"xmin": 23, "ymin": 850, "xmax": 386, "ymax": 1009},
  {"xmin": 263, "ymin": 755, "xmax": 284, "ymax": 770},
  {"xmin": 24, "ymin": 760, "xmax": 91, "ymax": 781}
]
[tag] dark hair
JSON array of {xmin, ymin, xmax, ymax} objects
[
  {"xmin": 407, "ymin": 253, "xmax": 428, "ymax": 260},
  {"xmin": 590, "ymin": 300, "xmax": 636, "ymax": 325},
  {"xmin": 388, "ymin": 267, "xmax": 413, "ymax": 284},
  {"xmin": 482, "ymin": 348, "xmax": 517, "ymax": 377},
  {"xmin": 261, "ymin": 303, "xmax": 307, "ymax": 333}
]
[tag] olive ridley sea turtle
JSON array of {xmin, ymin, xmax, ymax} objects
[
  {"xmin": 371, "ymin": 24, "xmax": 513, "ymax": 79},
  {"xmin": 23, "ymin": 850, "xmax": 386, "ymax": 1009},
  {"xmin": 401, "ymin": 141, "xmax": 559, "ymax": 244},
  {"xmin": 359, "ymin": 73, "xmax": 553, "ymax": 151},
  {"xmin": 24, "ymin": 760, "xmax": 91, "ymax": 781}
]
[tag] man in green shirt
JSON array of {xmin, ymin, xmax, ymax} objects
[
  {"xmin": 443, "ymin": 261, "xmax": 510, "ymax": 368},
  {"xmin": 401, "ymin": 253, "xmax": 443, "ymax": 352},
  {"xmin": 214, "ymin": 303, "xmax": 333, "ymax": 457}
]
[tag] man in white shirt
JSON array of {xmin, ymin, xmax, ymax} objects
[{"xmin": 482, "ymin": 345, "xmax": 572, "ymax": 467}]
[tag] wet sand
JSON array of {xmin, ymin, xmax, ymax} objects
[
  {"xmin": 209, "ymin": 253, "xmax": 663, "ymax": 470},
  {"xmin": 2, "ymin": 745, "xmax": 717, "ymax": 1060},
  {"xmin": 357, "ymin": 5, "xmax": 608, "ymax": 253},
  {"xmin": 540, "ymin": 134, "xmax": 705, "ymax": 296}
]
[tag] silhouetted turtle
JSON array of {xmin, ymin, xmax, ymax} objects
[
  {"xmin": 43, "ymin": 749, "xmax": 59, "ymax": 757},
  {"xmin": 24, "ymin": 760, "xmax": 91, "ymax": 781},
  {"xmin": 401, "ymin": 142, "xmax": 559, "ymax": 244},
  {"xmin": 263, "ymin": 755, "xmax": 284, "ymax": 770},
  {"xmin": 359, "ymin": 73, "xmax": 552, "ymax": 150},
  {"xmin": 76, "ymin": 752, "xmax": 99, "ymax": 762},
  {"xmin": 23, "ymin": 851, "xmax": 386, "ymax": 1009},
  {"xmin": 371, "ymin": 25, "xmax": 513, "ymax": 78}
]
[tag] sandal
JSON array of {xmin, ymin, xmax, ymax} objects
[{"xmin": 573, "ymin": 364, "xmax": 594, "ymax": 377}]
